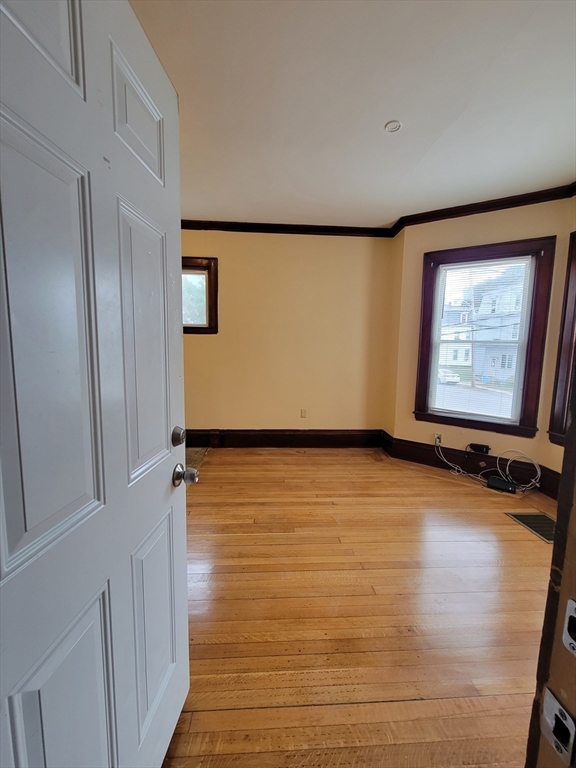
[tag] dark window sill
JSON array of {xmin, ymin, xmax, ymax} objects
[
  {"xmin": 548, "ymin": 430, "xmax": 566, "ymax": 447},
  {"xmin": 413, "ymin": 410, "xmax": 537, "ymax": 438},
  {"xmin": 183, "ymin": 326, "xmax": 218, "ymax": 334}
]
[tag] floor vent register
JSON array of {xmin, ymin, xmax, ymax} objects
[{"xmin": 506, "ymin": 513, "xmax": 556, "ymax": 543}]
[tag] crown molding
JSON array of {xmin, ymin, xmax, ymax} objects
[
  {"xmin": 387, "ymin": 181, "xmax": 576, "ymax": 236},
  {"xmin": 180, "ymin": 219, "xmax": 391, "ymax": 237},
  {"xmin": 182, "ymin": 182, "xmax": 576, "ymax": 238}
]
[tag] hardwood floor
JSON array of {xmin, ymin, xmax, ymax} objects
[{"xmin": 164, "ymin": 448, "xmax": 554, "ymax": 767}]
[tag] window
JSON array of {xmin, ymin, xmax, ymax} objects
[
  {"xmin": 452, "ymin": 349, "xmax": 459, "ymax": 361},
  {"xmin": 464, "ymin": 349, "xmax": 470, "ymax": 362},
  {"xmin": 460, "ymin": 312, "xmax": 468, "ymax": 324},
  {"xmin": 182, "ymin": 257, "xmax": 218, "ymax": 334},
  {"xmin": 415, "ymin": 237, "xmax": 556, "ymax": 437},
  {"xmin": 549, "ymin": 232, "xmax": 576, "ymax": 446},
  {"xmin": 512, "ymin": 323, "xmax": 520, "ymax": 340}
]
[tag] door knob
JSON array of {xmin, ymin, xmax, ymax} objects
[
  {"xmin": 172, "ymin": 463, "xmax": 199, "ymax": 487},
  {"xmin": 171, "ymin": 426, "xmax": 186, "ymax": 446}
]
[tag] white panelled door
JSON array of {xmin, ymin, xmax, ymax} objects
[{"xmin": 0, "ymin": 2, "xmax": 188, "ymax": 766}]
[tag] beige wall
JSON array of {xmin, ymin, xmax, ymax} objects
[
  {"xmin": 182, "ymin": 196, "xmax": 575, "ymax": 472},
  {"xmin": 182, "ymin": 230, "xmax": 392, "ymax": 429},
  {"xmin": 390, "ymin": 198, "xmax": 575, "ymax": 472}
]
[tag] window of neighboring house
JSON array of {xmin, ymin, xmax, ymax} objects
[
  {"xmin": 549, "ymin": 231, "xmax": 576, "ymax": 446},
  {"xmin": 464, "ymin": 349, "xmax": 470, "ymax": 362},
  {"xmin": 512, "ymin": 323, "xmax": 520, "ymax": 340},
  {"xmin": 452, "ymin": 349, "xmax": 459, "ymax": 361},
  {"xmin": 414, "ymin": 236, "xmax": 556, "ymax": 437},
  {"xmin": 460, "ymin": 312, "xmax": 468, "ymax": 324},
  {"xmin": 182, "ymin": 257, "xmax": 218, "ymax": 334}
]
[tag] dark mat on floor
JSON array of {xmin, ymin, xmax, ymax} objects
[{"xmin": 186, "ymin": 447, "xmax": 208, "ymax": 469}]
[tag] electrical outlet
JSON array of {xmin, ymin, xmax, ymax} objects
[
  {"xmin": 300, "ymin": 409, "xmax": 307, "ymax": 418},
  {"xmin": 434, "ymin": 433, "xmax": 442, "ymax": 446}
]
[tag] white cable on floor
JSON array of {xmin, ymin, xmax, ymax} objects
[
  {"xmin": 434, "ymin": 444, "xmax": 488, "ymax": 486},
  {"xmin": 496, "ymin": 449, "xmax": 541, "ymax": 491},
  {"xmin": 434, "ymin": 444, "xmax": 541, "ymax": 492}
]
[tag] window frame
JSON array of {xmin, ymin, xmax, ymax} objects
[
  {"xmin": 182, "ymin": 256, "xmax": 218, "ymax": 334},
  {"xmin": 549, "ymin": 231, "xmax": 576, "ymax": 446},
  {"xmin": 414, "ymin": 236, "xmax": 556, "ymax": 437}
]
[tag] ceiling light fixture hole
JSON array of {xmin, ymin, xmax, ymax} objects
[{"xmin": 384, "ymin": 120, "xmax": 402, "ymax": 133}]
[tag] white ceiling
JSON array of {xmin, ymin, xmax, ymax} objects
[{"xmin": 131, "ymin": 0, "xmax": 576, "ymax": 227}]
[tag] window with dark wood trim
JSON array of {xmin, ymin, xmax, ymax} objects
[
  {"xmin": 549, "ymin": 232, "xmax": 576, "ymax": 446},
  {"xmin": 414, "ymin": 236, "xmax": 556, "ymax": 437},
  {"xmin": 182, "ymin": 257, "xmax": 218, "ymax": 334}
]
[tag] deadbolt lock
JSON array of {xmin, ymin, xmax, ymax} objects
[{"xmin": 171, "ymin": 426, "xmax": 186, "ymax": 446}]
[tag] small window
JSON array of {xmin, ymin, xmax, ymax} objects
[
  {"xmin": 452, "ymin": 349, "xmax": 459, "ymax": 361},
  {"xmin": 460, "ymin": 312, "xmax": 468, "ymax": 324},
  {"xmin": 549, "ymin": 232, "xmax": 576, "ymax": 446},
  {"xmin": 415, "ymin": 237, "xmax": 556, "ymax": 437},
  {"xmin": 182, "ymin": 257, "xmax": 218, "ymax": 334}
]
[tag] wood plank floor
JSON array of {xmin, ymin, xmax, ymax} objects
[{"xmin": 164, "ymin": 448, "xmax": 554, "ymax": 768}]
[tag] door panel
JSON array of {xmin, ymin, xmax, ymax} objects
[
  {"xmin": 112, "ymin": 42, "xmax": 164, "ymax": 183},
  {"xmin": 8, "ymin": 590, "xmax": 115, "ymax": 768},
  {"xmin": 0, "ymin": 1, "xmax": 187, "ymax": 766},
  {"xmin": 132, "ymin": 511, "xmax": 176, "ymax": 741},
  {"xmin": 119, "ymin": 199, "xmax": 170, "ymax": 482},
  {"xmin": 0, "ymin": 105, "xmax": 103, "ymax": 572},
  {"xmin": 0, "ymin": 0, "xmax": 84, "ymax": 94}
]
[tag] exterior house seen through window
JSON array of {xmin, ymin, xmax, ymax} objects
[{"xmin": 415, "ymin": 237, "xmax": 556, "ymax": 437}]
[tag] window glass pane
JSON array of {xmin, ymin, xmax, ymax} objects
[
  {"xmin": 182, "ymin": 271, "xmax": 208, "ymax": 326},
  {"xmin": 429, "ymin": 255, "xmax": 533, "ymax": 423}
]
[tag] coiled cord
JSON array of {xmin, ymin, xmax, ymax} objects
[
  {"xmin": 495, "ymin": 449, "xmax": 541, "ymax": 491},
  {"xmin": 434, "ymin": 444, "xmax": 541, "ymax": 492}
]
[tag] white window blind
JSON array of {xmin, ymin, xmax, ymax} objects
[{"xmin": 429, "ymin": 255, "xmax": 535, "ymax": 424}]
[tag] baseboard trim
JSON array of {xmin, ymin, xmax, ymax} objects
[
  {"xmin": 382, "ymin": 431, "xmax": 561, "ymax": 500},
  {"xmin": 186, "ymin": 428, "xmax": 561, "ymax": 499},
  {"xmin": 185, "ymin": 428, "xmax": 383, "ymax": 449}
]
